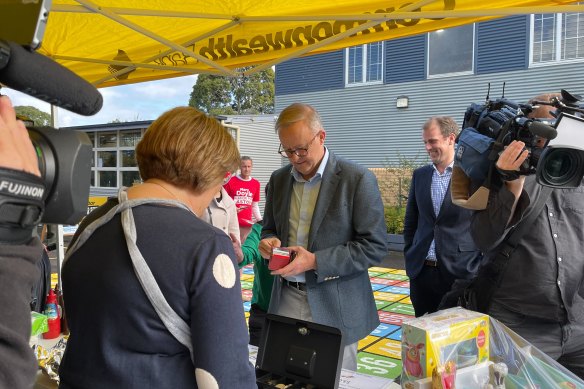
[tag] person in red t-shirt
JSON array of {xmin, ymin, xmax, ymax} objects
[{"xmin": 223, "ymin": 156, "xmax": 262, "ymax": 242}]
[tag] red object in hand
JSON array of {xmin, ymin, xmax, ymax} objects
[
  {"xmin": 268, "ymin": 247, "xmax": 293, "ymax": 270},
  {"xmin": 43, "ymin": 289, "xmax": 61, "ymax": 339}
]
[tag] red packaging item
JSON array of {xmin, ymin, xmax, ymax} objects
[
  {"xmin": 43, "ymin": 289, "xmax": 61, "ymax": 339},
  {"xmin": 269, "ymin": 247, "xmax": 292, "ymax": 270}
]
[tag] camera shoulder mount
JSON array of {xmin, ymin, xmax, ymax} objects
[{"xmin": 0, "ymin": 167, "xmax": 45, "ymax": 244}]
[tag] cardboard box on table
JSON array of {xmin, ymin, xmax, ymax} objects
[{"xmin": 400, "ymin": 307, "xmax": 489, "ymax": 388}]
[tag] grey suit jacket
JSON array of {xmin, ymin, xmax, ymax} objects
[{"xmin": 262, "ymin": 150, "xmax": 388, "ymax": 345}]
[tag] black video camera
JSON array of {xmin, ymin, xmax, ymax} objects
[
  {"xmin": 536, "ymin": 112, "xmax": 584, "ymax": 188},
  {"xmin": 455, "ymin": 90, "xmax": 584, "ymax": 189},
  {"xmin": 0, "ymin": 1, "xmax": 101, "ymax": 243},
  {"xmin": 26, "ymin": 127, "xmax": 92, "ymax": 225}
]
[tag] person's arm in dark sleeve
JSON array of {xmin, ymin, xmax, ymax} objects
[
  {"xmin": 189, "ymin": 233, "xmax": 256, "ymax": 388},
  {"xmin": 403, "ymin": 170, "xmax": 418, "ymax": 255},
  {"xmin": 311, "ymin": 169, "xmax": 388, "ymax": 280},
  {"xmin": 0, "ymin": 238, "xmax": 43, "ymax": 388},
  {"xmin": 260, "ymin": 176, "xmax": 276, "ymax": 241},
  {"xmin": 259, "ymin": 177, "xmax": 282, "ymax": 259},
  {"xmin": 0, "ymin": 95, "xmax": 45, "ymax": 388},
  {"xmin": 471, "ymin": 142, "xmax": 533, "ymax": 251}
]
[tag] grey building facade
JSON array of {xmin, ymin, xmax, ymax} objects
[
  {"xmin": 63, "ymin": 115, "xmax": 280, "ymax": 211},
  {"xmin": 274, "ymin": 11, "xmax": 584, "ymax": 168}
]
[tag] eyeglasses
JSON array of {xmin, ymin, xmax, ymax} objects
[{"xmin": 278, "ymin": 132, "xmax": 320, "ymax": 158}]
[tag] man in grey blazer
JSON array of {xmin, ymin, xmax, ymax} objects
[
  {"xmin": 403, "ymin": 116, "xmax": 482, "ymax": 317},
  {"xmin": 259, "ymin": 103, "xmax": 388, "ymax": 371}
]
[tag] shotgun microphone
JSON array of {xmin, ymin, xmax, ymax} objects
[{"xmin": 0, "ymin": 40, "xmax": 103, "ymax": 116}]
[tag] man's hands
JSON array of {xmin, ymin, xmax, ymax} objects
[
  {"xmin": 270, "ymin": 246, "xmax": 316, "ymax": 277},
  {"xmin": 259, "ymin": 237, "xmax": 281, "ymax": 259},
  {"xmin": 0, "ymin": 96, "xmax": 40, "ymax": 176},
  {"xmin": 259, "ymin": 237, "xmax": 317, "ymax": 277}
]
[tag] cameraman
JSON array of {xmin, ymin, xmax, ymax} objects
[
  {"xmin": 0, "ymin": 95, "xmax": 45, "ymax": 388},
  {"xmin": 471, "ymin": 93, "xmax": 584, "ymax": 378}
]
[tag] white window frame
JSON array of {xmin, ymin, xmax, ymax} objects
[
  {"xmin": 529, "ymin": 6, "xmax": 584, "ymax": 67},
  {"xmin": 427, "ymin": 24, "xmax": 475, "ymax": 79},
  {"xmin": 89, "ymin": 129, "xmax": 144, "ymax": 189},
  {"xmin": 344, "ymin": 42, "xmax": 384, "ymax": 87}
]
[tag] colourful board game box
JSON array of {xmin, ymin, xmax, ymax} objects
[{"xmin": 401, "ymin": 307, "xmax": 489, "ymax": 387}]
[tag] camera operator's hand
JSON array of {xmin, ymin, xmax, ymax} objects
[
  {"xmin": 496, "ymin": 140, "xmax": 529, "ymax": 172},
  {"xmin": 0, "ymin": 95, "xmax": 46, "ymax": 245},
  {"xmin": 0, "ymin": 96, "xmax": 40, "ymax": 176},
  {"xmin": 496, "ymin": 140, "xmax": 527, "ymax": 199}
]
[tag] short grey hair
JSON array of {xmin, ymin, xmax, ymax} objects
[{"xmin": 275, "ymin": 103, "xmax": 323, "ymax": 134}]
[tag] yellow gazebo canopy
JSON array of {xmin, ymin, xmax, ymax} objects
[{"xmin": 32, "ymin": 0, "xmax": 584, "ymax": 87}]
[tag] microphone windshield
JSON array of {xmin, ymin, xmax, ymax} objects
[
  {"xmin": 0, "ymin": 41, "xmax": 103, "ymax": 116},
  {"xmin": 528, "ymin": 120, "xmax": 557, "ymax": 140}
]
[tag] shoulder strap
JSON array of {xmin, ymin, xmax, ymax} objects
[
  {"xmin": 118, "ymin": 189, "xmax": 194, "ymax": 362},
  {"xmin": 66, "ymin": 188, "xmax": 195, "ymax": 363},
  {"xmin": 498, "ymin": 185, "xmax": 553, "ymax": 256},
  {"xmin": 460, "ymin": 185, "xmax": 553, "ymax": 313}
]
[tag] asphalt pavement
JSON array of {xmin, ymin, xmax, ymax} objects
[{"xmin": 380, "ymin": 250, "xmax": 405, "ymax": 270}]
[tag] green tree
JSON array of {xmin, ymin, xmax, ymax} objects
[
  {"xmin": 189, "ymin": 67, "xmax": 275, "ymax": 115},
  {"xmin": 14, "ymin": 106, "xmax": 51, "ymax": 126}
]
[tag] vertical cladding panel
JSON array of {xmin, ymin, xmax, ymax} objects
[
  {"xmin": 276, "ymin": 62, "xmax": 584, "ymax": 169},
  {"xmin": 476, "ymin": 15, "xmax": 529, "ymax": 74},
  {"xmin": 385, "ymin": 35, "xmax": 426, "ymax": 84},
  {"xmin": 225, "ymin": 115, "xmax": 281, "ymax": 213},
  {"xmin": 275, "ymin": 51, "xmax": 345, "ymax": 96}
]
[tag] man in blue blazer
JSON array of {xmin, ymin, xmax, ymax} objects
[
  {"xmin": 259, "ymin": 103, "xmax": 388, "ymax": 371},
  {"xmin": 403, "ymin": 116, "xmax": 482, "ymax": 317}
]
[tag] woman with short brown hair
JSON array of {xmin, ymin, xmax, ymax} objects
[{"xmin": 59, "ymin": 107, "xmax": 256, "ymax": 388}]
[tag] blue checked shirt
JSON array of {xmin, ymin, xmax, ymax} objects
[{"xmin": 426, "ymin": 162, "xmax": 454, "ymax": 261}]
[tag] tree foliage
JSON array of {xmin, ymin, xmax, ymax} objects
[
  {"xmin": 14, "ymin": 106, "xmax": 51, "ymax": 126},
  {"xmin": 189, "ymin": 67, "xmax": 274, "ymax": 115}
]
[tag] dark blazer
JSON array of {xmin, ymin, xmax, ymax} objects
[
  {"xmin": 403, "ymin": 164, "xmax": 482, "ymax": 280},
  {"xmin": 262, "ymin": 151, "xmax": 388, "ymax": 345}
]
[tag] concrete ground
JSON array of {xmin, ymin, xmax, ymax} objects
[{"xmin": 380, "ymin": 250, "xmax": 405, "ymax": 270}]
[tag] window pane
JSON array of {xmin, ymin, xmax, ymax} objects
[
  {"xmin": 348, "ymin": 46, "xmax": 363, "ymax": 84},
  {"xmin": 98, "ymin": 132, "xmax": 117, "ymax": 147},
  {"xmin": 428, "ymin": 24, "xmax": 474, "ymax": 76},
  {"xmin": 120, "ymin": 130, "xmax": 142, "ymax": 147},
  {"xmin": 90, "ymin": 170, "xmax": 95, "ymax": 187},
  {"xmin": 533, "ymin": 14, "xmax": 556, "ymax": 62},
  {"xmin": 531, "ymin": 14, "xmax": 556, "ymax": 63},
  {"xmin": 121, "ymin": 150, "xmax": 137, "ymax": 167},
  {"xmin": 366, "ymin": 42, "xmax": 383, "ymax": 82},
  {"xmin": 97, "ymin": 151, "xmax": 116, "ymax": 167},
  {"xmin": 562, "ymin": 11, "xmax": 584, "ymax": 60},
  {"xmin": 122, "ymin": 171, "xmax": 142, "ymax": 187},
  {"xmin": 98, "ymin": 171, "xmax": 116, "ymax": 187}
]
